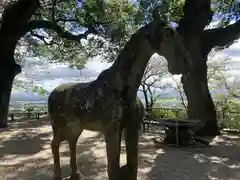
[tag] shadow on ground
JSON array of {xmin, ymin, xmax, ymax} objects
[
  {"xmin": 1, "ymin": 118, "xmax": 240, "ymax": 180},
  {"xmin": 0, "ymin": 117, "xmax": 51, "ymax": 157},
  {"xmin": 0, "ymin": 118, "xmax": 106, "ymax": 180},
  {"xmin": 146, "ymin": 132, "xmax": 240, "ymax": 180}
]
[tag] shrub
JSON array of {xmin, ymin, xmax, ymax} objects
[
  {"xmin": 216, "ymin": 99, "xmax": 240, "ymax": 130},
  {"xmin": 150, "ymin": 108, "xmax": 178, "ymax": 118}
]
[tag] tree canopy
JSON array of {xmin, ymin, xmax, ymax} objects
[
  {"xmin": 9, "ymin": 0, "xmax": 239, "ymax": 70},
  {"xmin": 7, "ymin": 0, "xmax": 239, "ymax": 103}
]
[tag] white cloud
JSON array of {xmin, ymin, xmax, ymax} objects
[
  {"xmin": 223, "ymin": 39, "xmax": 240, "ymax": 76},
  {"xmin": 11, "ymin": 56, "xmax": 113, "ymax": 101},
  {"xmin": 224, "ymin": 39, "xmax": 240, "ymax": 58}
]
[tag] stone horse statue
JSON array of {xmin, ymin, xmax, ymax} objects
[{"xmin": 48, "ymin": 12, "xmax": 192, "ymax": 180}]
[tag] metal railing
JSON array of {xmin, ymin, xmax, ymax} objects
[
  {"xmin": 146, "ymin": 106, "xmax": 240, "ymax": 130},
  {"xmin": 8, "ymin": 101, "xmax": 48, "ymax": 121},
  {"xmin": 8, "ymin": 102, "xmax": 240, "ymax": 129}
]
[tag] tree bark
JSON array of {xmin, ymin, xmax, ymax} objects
[
  {"xmin": 0, "ymin": 0, "xmax": 39, "ymax": 127},
  {"xmin": 141, "ymin": 85, "xmax": 150, "ymax": 111},
  {"xmin": 178, "ymin": 0, "xmax": 220, "ymax": 136},
  {"xmin": 178, "ymin": 0, "xmax": 240, "ymax": 136},
  {"xmin": 0, "ymin": 63, "xmax": 21, "ymax": 127},
  {"xmin": 141, "ymin": 84, "xmax": 155, "ymax": 115},
  {"xmin": 181, "ymin": 67, "xmax": 220, "ymax": 136}
]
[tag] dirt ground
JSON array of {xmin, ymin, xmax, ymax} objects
[{"xmin": 0, "ymin": 117, "xmax": 240, "ymax": 180}]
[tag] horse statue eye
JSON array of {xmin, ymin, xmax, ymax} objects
[{"xmin": 111, "ymin": 89, "xmax": 118, "ymax": 94}]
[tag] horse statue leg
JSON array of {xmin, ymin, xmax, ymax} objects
[
  {"xmin": 120, "ymin": 122, "xmax": 139, "ymax": 180},
  {"xmin": 104, "ymin": 122, "xmax": 122, "ymax": 180},
  {"xmin": 120, "ymin": 98, "xmax": 143, "ymax": 180},
  {"xmin": 51, "ymin": 130, "xmax": 62, "ymax": 180},
  {"xmin": 67, "ymin": 129, "xmax": 83, "ymax": 180}
]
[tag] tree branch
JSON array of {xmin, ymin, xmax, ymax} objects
[
  {"xmin": 171, "ymin": 76, "xmax": 187, "ymax": 110},
  {"xmin": 30, "ymin": 31, "xmax": 55, "ymax": 45},
  {"xmin": 147, "ymin": 78, "xmax": 159, "ymax": 88},
  {"xmin": 51, "ymin": 0, "xmax": 58, "ymax": 26},
  {"xmin": 203, "ymin": 20, "xmax": 240, "ymax": 50},
  {"xmin": 24, "ymin": 0, "xmax": 98, "ymax": 42},
  {"xmin": 178, "ymin": 0, "xmax": 213, "ymax": 39},
  {"xmin": 26, "ymin": 20, "xmax": 94, "ymax": 42},
  {"xmin": 55, "ymin": 18, "xmax": 78, "ymax": 23}
]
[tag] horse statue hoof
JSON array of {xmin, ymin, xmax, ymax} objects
[
  {"xmin": 53, "ymin": 176, "xmax": 62, "ymax": 180},
  {"xmin": 120, "ymin": 165, "xmax": 129, "ymax": 180},
  {"xmin": 63, "ymin": 172, "xmax": 83, "ymax": 180},
  {"xmin": 70, "ymin": 172, "xmax": 83, "ymax": 180}
]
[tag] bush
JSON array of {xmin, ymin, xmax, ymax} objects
[
  {"xmin": 147, "ymin": 106, "xmax": 240, "ymax": 130},
  {"xmin": 221, "ymin": 112, "xmax": 240, "ymax": 129},
  {"xmin": 216, "ymin": 100, "xmax": 240, "ymax": 130},
  {"xmin": 150, "ymin": 108, "xmax": 180, "ymax": 118}
]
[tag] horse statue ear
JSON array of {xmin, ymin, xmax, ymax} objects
[{"xmin": 152, "ymin": 1, "xmax": 169, "ymax": 23}]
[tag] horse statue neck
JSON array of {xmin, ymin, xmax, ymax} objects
[{"xmin": 97, "ymin": 25, "xmax": 157, "ymax": 99}]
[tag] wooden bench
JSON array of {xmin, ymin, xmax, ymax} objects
[
  {"xmin": 141, "ymin": 117, "xmax": 167, "ymax": 132},
  {"xmin": 142, "ymin": 118, "xmax": 203, "ymax": 147}
]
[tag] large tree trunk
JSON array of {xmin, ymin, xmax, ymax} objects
[
  {"xmin": 177, "ymin": 0, "xmax": 240, "ymax": 136},
  {"xmin": 0, "ymin": 0, "xmax": 39, "ymax": 127},
  {"xmin": 0, "ymin": 62, "xmax": 21, "ymax": 127},
  {"xmin": 181, "ymin": 67, "xmax": 219, "ymax": 136},
  {"xmin": 178, "ymin": 0, "xmax": 220, "ymax": 136}
]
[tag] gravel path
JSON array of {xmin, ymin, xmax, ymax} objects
[{"xmin": 0, "ymin": 117, "xmax": 240, "ymax": 180}]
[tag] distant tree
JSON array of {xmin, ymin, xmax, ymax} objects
[
  {"xmin": 206, "ymin": 51, "xmax": 239, "ymax": 108},
  {"xmin": 207, "ymin": 52, "xmax": 240, "ymax": 127},
  {"xmin": 0, "ymin": 0, "xmax": 39, "ymax": 127},
  {"xmin": 168, "ymin": 75, "xmax": 187, "ymax": 110},
  {"xmin": 139, "ymin": 54, "xmax": 168, "ymax": 112}
]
